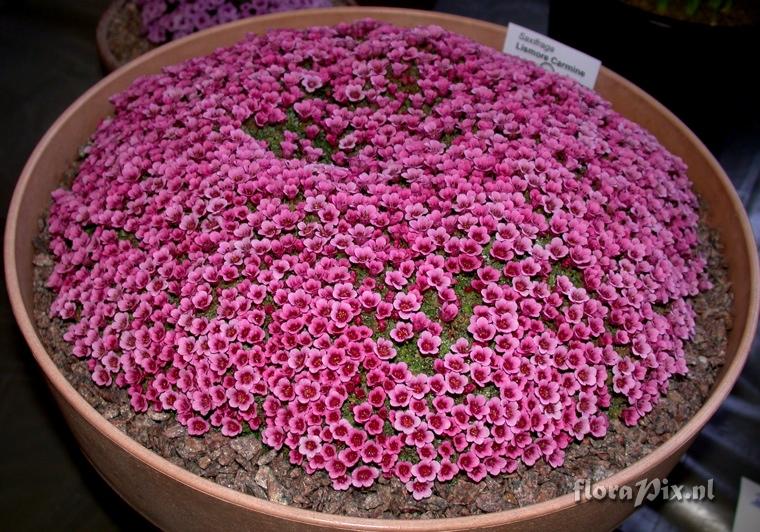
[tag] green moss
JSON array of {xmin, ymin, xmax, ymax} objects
[
  {"xmin": 242, "ymin": 108, "xmax": 308, "ymax": 158},
  {"xmin": 607, "ymin": 394, "xmax": 628, "ymax": 418},
  {"xmin": 395, "ymin": 340, "xmax": 435, "ymax": 376},
  {"xmin": 440, "ymin": 131, "xmax": 457, "ymax": 147},
  {"xmin": 243, "ymin": 119, "xmax": 285, "ymax": 157},
  {"xmin": 363, "ymin": 311, "xmax": 379, "ymax": 338},
  {"xmin": 441, "ymin": 275, "xmax": 480, "ymax": 344},
  {"xmin": 116, "ymin": 229, "xmax": 139, "ymax": 245},
  {"xmin": 398, "ymin": 447, "xmax": 419, "ymax": 464},
  {"xmin": 310, "ymin": 130, "xmax": 336, "ymax": 164},
  {"xmin": 420, "ymin": 289, "xmax": 439, "ymax": 318},
  {"xmin": 438, "ymin": 334, "xmax": 455, "ymax": 359},
  {"xmin": 398, "ymin": 64, "xmax": 421, "ymax": 95},
  {"xmin": 341, "ymin": 400, "xmax": 358, "ymax": 427},
  {"xmin": 477, "ymin": 384, "xmax": 500, "ymax": 399},
  {"xmin": 546, "ymin": 262, "xmax": 584, "ymax": 289},
  {"xmin": 200, "ymin": 300, "xmax": 218, "ymax": 319},
  {"xmin": 284, "ymin": 192, "xmax": 305, "ymax": 211},
  {"xmin": 77, "ymin": 143, "xmax": 90, "ymax": 161},
  {"xmin": 574, "ymin": 162, "xmax": 588, "ymax": 178},
  {"xmin": 613, "ymin": 345, "xmax": 632, "ymax": 359},
  {"xmin": 481, "ymin": 241, "xmax": 500, "ymax": 268}
]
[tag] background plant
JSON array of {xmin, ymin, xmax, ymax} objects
[{"xmin": 135, "ymin": 0, "xmax": 333, "ymax": 43}]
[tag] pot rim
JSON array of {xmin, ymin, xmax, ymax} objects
[{"xmin": 6, "ymin": 7, "xmax": 759, "ymax": 530}]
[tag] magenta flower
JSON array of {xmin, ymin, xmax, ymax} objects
[
  {"xmin": 351, "ymin": 465, "xmax": 379, "ymax": 488},
  {"xmin": 405, "ymin": 479, "xmax": 434, "ymax": 500},
  {"xmin": 468, "ymin": 316, "xmax": 496, "ymax": 343},
  {"xmin": 417, "ymin": 331, "xmax": 441, "ymax": 356}
]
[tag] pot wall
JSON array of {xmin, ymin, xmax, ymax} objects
[{"xmin": 6, "ymin": 7, "xmax": 759, "ymax": 532}]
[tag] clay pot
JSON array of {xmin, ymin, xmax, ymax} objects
[
  {"xmin": 96, "ymin": 0, "xmax": 359, "ymax": 72},
  {"xmin": 6, "ymin": 7, "xmax": 759, "ymax": 532}
]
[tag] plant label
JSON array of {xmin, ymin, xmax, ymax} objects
[{"xmin": 503, "ymin": 23, "xmax": 601, "ymax": 88}]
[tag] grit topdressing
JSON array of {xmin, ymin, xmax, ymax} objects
[{"xmin": 37, "ymin": 20, "xmax": 731, "ymax": 513}]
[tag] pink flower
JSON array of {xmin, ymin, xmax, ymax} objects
[
  {"xmin": 393, "ymin": 292, "xmax": 421, "ymax": 319},
  {"xmin": 405, "ymin": 480, "xmax": 433, "ymax": 500},
  {"xmin": 417, "ymin": 331, "xmax": 441, "ymax": 356},
  {"xmin": 187, "ymin": 416, "xmax": 210, "ymax": 436},
  {"xmin": 390, "ymin": 322, "xmax": 414, "ymax": 342},
  {"xmin": 411, "ymin": 459, "xmax": 441, "ymax": 482},
  {"xmin": 351, "ymin": 465, "xmax": 378, "ymax": 488},
  {"xmin": 374, "ymin": 338, "xmax": 397, "ymax": 360},
  {"xmin": 536, "ymin": 381, "xmax": 560, "ymax": 405},
  {"xmin": 330, "ymin": 301, "xmax": 354, "ymax": 327},
  {"xmin": 468, "ymin": 316, "xmax": 496, "ymax": 342}
]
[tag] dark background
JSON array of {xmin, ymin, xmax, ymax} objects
[{"xmin": 1, "ymin": 0, "xmax": 758, "ymax": 530}]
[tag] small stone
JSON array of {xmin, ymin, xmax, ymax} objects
[
  {"xmin": 257, "ymin": 449, "xmax": 277, "ymax": 466},
  {"xmin": 424, "ymin": 495, "xmax": 448, "ymax": 511},
  {"xmin": 535, "ymin": 482, "xmax": 558, "ymax": 503},
  {"xmin": 148, "ymin": 410, "xmax": 170, "ymax": 422},
  {"xmin": 176, "ymin": 437, "xmax": 204, "ymax": 460},
  {"xmin": 218, "ymin": 446, "xmax": 236, "ymax": 466},
  {"xmin": 255, "ymin": 466, "xmax": 273, "ymax": 490},
  {"xmin": 230, "ymin": 435, "xmax": 262, "ymax": 461},
  {"xmin": 163, "ymin": 423, "xmax": 185, "ymax": 439},
  {"xmin": 362, "ymin": 492, "xmax": 383, "ymax": 510},
  {"xmin": 102, "ymin": 404, "xmax": 120, "ymax": 420},
  {"xmin": 503, "ymin": 491, "xmax": 518, "ymax": 506},
  {"xmin": 475, "ymin": 488, "xmax": 504, "ymax": 513},
  {"xmin": 198, "ymin": 456, "xmax": 212, "ymax": 470},
  {"xmin": 32, "ymin": 253, "xmax": 52, "ymax": 267},
  {"xmin": 446, "ymin": 479, "xmax": 480, "ymax": 505},
  {"xmin": 255, "ymin": 466, "xmax": 291, "ymax": 505}
]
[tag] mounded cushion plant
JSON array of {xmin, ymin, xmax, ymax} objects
[{"xmin": 47, "ymin": 19, "xmax": 712, "ymax": 501}]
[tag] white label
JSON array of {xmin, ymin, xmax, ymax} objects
[
  {"xmin": 734, "ymin": 477, "xmax": 760, "ymax": 532},
  {"xmin": 503, "ymin": 23, "xmax": 601, "ymax": 88}
]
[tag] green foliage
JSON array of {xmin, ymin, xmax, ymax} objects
[
  {"xmin": 478, "ymin": 384, "xmax": 500, "ymax": 399},
  {"xmin": 546, "ymin": 262, "xmax": 584, "ymax": 289},
  {"xmin": 607, "ymin": 393, "xmax": 628, "ymax": 419},
  {"xmin": 395, "ymin": 339, "xmax": 435, "ymax": 375},
  {"xmin": 398, "ymin": 446, "xmax": 419, "ymax": 464},
  {"xmin": 442, "ymin": 275, "xmax": 480, "ymax": 344}
]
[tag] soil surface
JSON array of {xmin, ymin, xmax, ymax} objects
[{"xmin": 31, "ymin": 188, "xmax": 732, "ymax": 518}]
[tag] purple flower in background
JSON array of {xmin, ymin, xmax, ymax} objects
[
  {"xmin": 216, "ymin": 3, "xmax": 239, "ymax": 24},
  {"xmin": 135, "ymin": 0, "xmax": 334, "ymax": 44}
]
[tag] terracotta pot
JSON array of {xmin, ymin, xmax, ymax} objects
[
  {"xmin": 96, "ymin": 0, "xmax": 359, "ymax": 72},
  {"xmin": 7, "ymin": 7, "xmax": 759, "ymax": 531}
]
